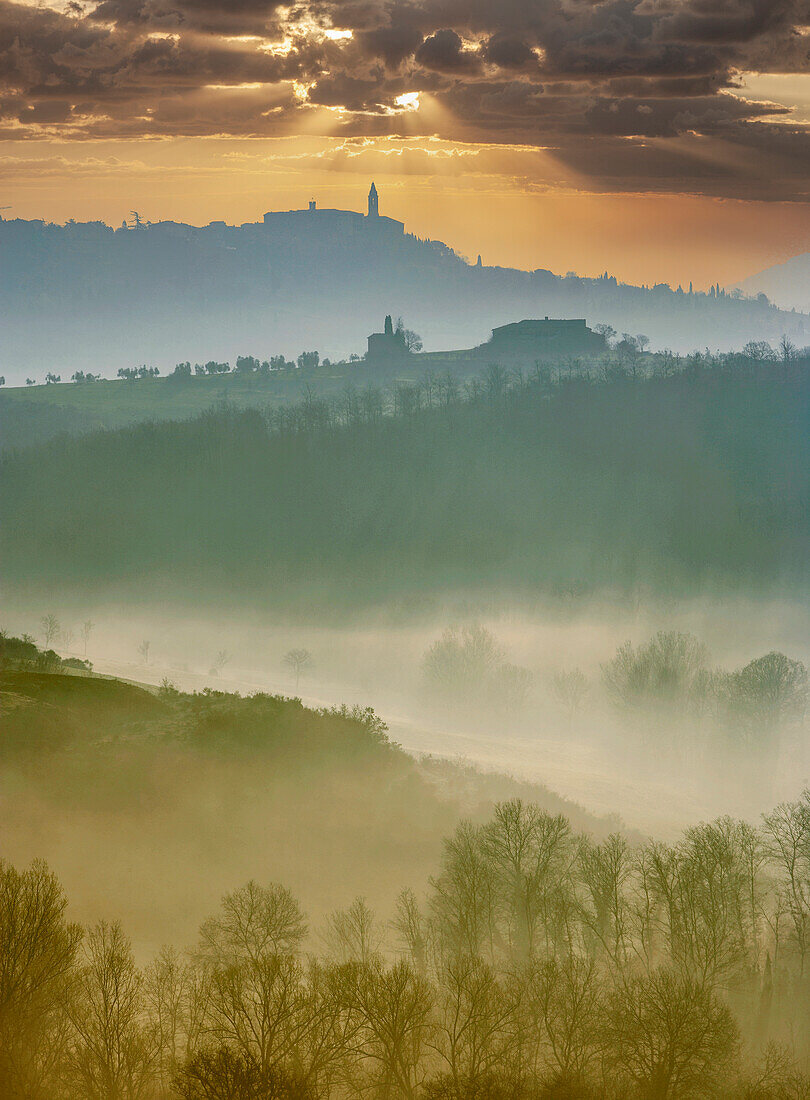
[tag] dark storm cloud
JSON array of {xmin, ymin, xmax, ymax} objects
[
  {"xmin": 308, "ymin": 71, "xmax": 392, "ymax": 111},
  {"xmin": 481, "ymin": 33, "xmax": 539, "ymax": 71},
  {"xmin": 89, "ymin": 0, "xmax": 288, "ymax": 35},
  {"xmin": 646, "ymin": 0, "xmax": 802, "ymax": 45},
  {"xmin": 355, "ymin": 23, "xmax": 423, "ymax": 66},
  {"xmin": 0, "ymin": 0, "xmax": 807, "ymax": 198},
  {"xmin": 414, "ymin": 28, "xmax": 481, "ymax": 72}
]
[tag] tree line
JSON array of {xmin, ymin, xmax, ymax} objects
[
  {"xmin": 421, "ymin": 625, "xmax": 808, "ymax": 753},
  {"xmin": 9, "ymin": 325, "xmax": 807, "ymax": 390},
  {"xmin": 2, "ymin": 352, "xmax": 809, "ymax": 605},
  {"xmin": 4, "ymin": 792, "xmax": 810, "ymax": 1100}
]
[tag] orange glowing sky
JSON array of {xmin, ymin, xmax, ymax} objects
[{"xmin": 1, "ymin": 1, "xmax": 809, "ymax": 288}]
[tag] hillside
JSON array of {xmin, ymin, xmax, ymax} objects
[
  {"xmin": 0, "ymin": 660, "xmax": 618, "ymax": 951},
  {"xmin": 735, "ymin": 251, "xmax": 810, "ymax": 314},
  {"xmin": 2, "ymin": 358, "xmax": 809, "ymax": 608},
  {"xmin": 0, "ymin": 370, "xmax": 350, "ymax": 451},
  {"xmin": 0, "ymin": 214, "xmax": 807, "ymax": 383},
  {"xmin": 0, "ymin": 345, "xmax": 519, "ymax": 452}
]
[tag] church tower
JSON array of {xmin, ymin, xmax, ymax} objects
[{"xmin": 367, "ymin": 182, "xmax": 379, "ymax": 218}]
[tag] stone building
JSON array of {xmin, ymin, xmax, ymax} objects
[
  {"xmin": 485, "ymin": 318, "xmax": 607, "ymax": 361},
  {"xmin": 367, "ymin": 314, "xmax": 408, "ymax": 364}
]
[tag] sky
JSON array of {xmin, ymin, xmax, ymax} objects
[{"xmin": 1, "ymin": 0, "xmax": 809, "ymax": 287}]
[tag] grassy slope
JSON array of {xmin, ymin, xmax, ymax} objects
[
  {"xmin": 0, "ymin": 374, "xmax": 326, "ymax": 449},
  {"xmin": 0, "ymin": 670, "xmax": 619, "ymax": 950},
  {"xmin": 0, "ymin": 358, "xmax": 452, "ymax": 450},
  {"xmin": 0, "ymin": 669, "xmax": 609, "ymax": 829}
]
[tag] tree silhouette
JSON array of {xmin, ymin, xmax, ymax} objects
[
  {"xmin": 209, "ymin": 649, "xmax": 230, "ymax": 676},
  {"xmin": 40, "ymin": 613, "xmax": 60, "ymax": 648},
  {"xmin": 283, "ymin": 649, "xmax": 313, "ymax": 692},
  {"xmin": 0, "ymin": 860, "xmax": 82, "ymax": 1099}
]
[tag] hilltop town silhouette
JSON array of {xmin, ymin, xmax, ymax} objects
[
  {"xmin": 262, "ymin": 181, "xmax": 405, "ymax": 241},
  {"xmin": 0, "ymin": 182, "xmax": 805, "ymax": 380}
]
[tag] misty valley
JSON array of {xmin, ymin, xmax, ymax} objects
[
  {"xmin": 3, "ymin": 337, "xmax": 810, "ymax": 1100},
  {"xmin": 4, "ymin": 0, "xmax": 810, "ymax": 1083}
]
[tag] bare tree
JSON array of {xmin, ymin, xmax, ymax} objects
[
  {"xmin": 0, "ymin": 859, "xmax": 82, "ymax": 1100},
  {"xmin": 423, "ymin": 626, "xmax": 503, "ymax": 698},
  {"xmin": 430, "ymin": 954, "xmax": 518, "ymax": 1098},
  {"xmin": 142, "ymin": 946, "xmax": 194, "ymax": 1095},
  {"xmin": 720, "ymin": 652, "xmax": 808, "ymax": 750},
  {"xmin": 594, "ymin": 323, "xmax": 617, "ymax": 345},
  {"xmin": 282, "ymin": 648, "xmax": 313, "ymax": 692},
  {"xmin": 176, "ymin": 1046, "xmax": 310, "ymax": 1100},
  {"xmin": 603, "ymin": 968, "xmax": 738, "ymax": 1100},
  {"xmin": 66, "ymin": 920, "xmax": 156, "ymax": 1100},
  {"xmin": 176, "ymin": 1046, "xmax": 268, "ymax": 1100},
  {"xmin": 202, "ymin": 952, "xmax": 306, "ymax": 1076},
  {"xmin": 762, "ymin": 795, "xmax": 810, "ymax": 975},
  {"xmin": 637, "ymin": 819, "xmax": 764, "ymax": 990},
  {"xmin": 429, "ymin": 822, "xmax": 499, "ymax": 963},
  {"xmin": 395, "ymin": 317, "xmax": 423, "ymax": 353},
  {"xmin": 137, "ymin": 639, "xmax": 151, "ymax": 665},
  {"xmin": 196, "ymin": 900, "xmax": 349, "ymax": 1091},
  {"xmin": 602, "ymin": 631, "xmax": 709, "ymax": 712},
  {"xmin": 350, "ymin": 958, "xmax": 434, "ymax": 1100},
  {"xmin": 323, "ymin": 897, "xmax": 383, "ymax": 966},
  {"xmin": 392, "ymin": 889, "xmax": 430, "ymax": 974},
  {"xmin": 736, "ymin": 1042, "xmax": 810, "ymax": 1099},
  {"xmin": 578, "ymin": 833, "xmax": 632, "ymax": 965},
  {"xmin": 41, "ymin": 613, "xmax": 60, "ymax": 649},
  {"xmin": 209, "ymin": 650, "xmax": 230, "ymax": 677},
  {"xmin": 521, "ymin": 955, "xmax": 604, "ymax": 1093},
  {"xmin": 81, "ymin": 620, "xmax": 94, "ymax": 657},
  {"xmin": 481, "ymin": 800, "xmax": 574, "ymax": 961},
  {"xmin": 197, "ymin": 881, "xmax": 307, "ymax": 966},
  {"xmin": 422, "ymin": 626, "xmax": 531, "ymax": 712}
]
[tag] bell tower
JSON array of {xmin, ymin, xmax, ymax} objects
[{"xmin": 367, "ymin": 182, "xmax": 379, "ymax": 218}]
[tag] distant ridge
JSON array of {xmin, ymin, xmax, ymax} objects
[
  {"xmin": 0, "ymin": 187, "xmax": 807, "ymax": 381},
  {"xmin": 733, "ymin": 252, "xmax": 810, "ymax": 314}
]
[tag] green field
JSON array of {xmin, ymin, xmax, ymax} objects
[
  {"xmin": 0, "ymin": 362, "xmax": 419, "ymax": 449},
  {"xmin": 1, "ymin": 370, "xmax": 339, "ymax": 423}
]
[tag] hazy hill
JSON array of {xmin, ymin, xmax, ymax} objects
[
  {"xmin": 0, "ymin": 344, "xmax": 531, "ymax": 452},
  {"xmin": 0, "ymin": 371, "xmax": 340, "ymax": 451},
  {"xmin": 3, "ymin": 360, "xmax": 808, "ymax": 608},
  {"xmin": 0, "ymin": 214, "xmax": 807, "ymax": 383},
  {"xmin": 0, "ymin": 662, "xmax": 618, "ymax": 950},
  {"xmin": 735, "ymin": 252, "xmax": 810, "ymax": 314}
]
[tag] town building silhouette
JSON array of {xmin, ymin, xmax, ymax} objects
[
  {"xmin": 263, "ymin": 182, "xmax": 404, "ymax": 239},
  {"xmin": 367, "ymin": 313, "xmax": 409, "ymax": 363},
  {"xmin": 261, "ymin": 184, "xmax": 609, "ymax": 367},
  {"xmin": 365, "ymin": 310, "xmax": 608, "ymax": 368}
]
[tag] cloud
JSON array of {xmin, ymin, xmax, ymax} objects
[
  {"xmin": 355, "ymin": 23, "xmax": 423, "ymax": 67},
  {"xmin": 481, "ymin": 33, "xmax": 540, "ymax": 71},
  {"xmin": 88, "ymin": 0, "xmax": 288, "ymax": 36},
  {"xmin": 0, "ymin": 0, "xmax": 806, "ymax": 199},
  {"xmin": 415, "ymin": 28, "xmax": 481, "ymax": 73},
  {"xmin": 0, "ymin": 153, "xmax": 143, "ymax": 176}
]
